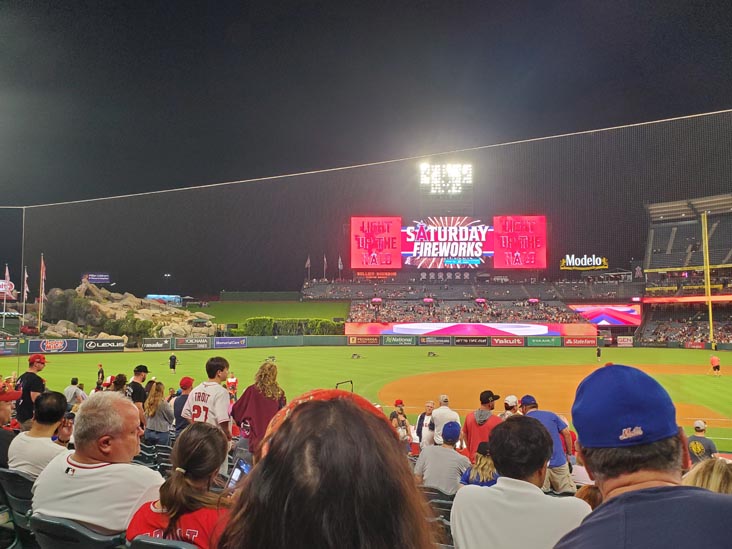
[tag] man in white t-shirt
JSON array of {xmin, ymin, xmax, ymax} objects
[
  {"xmin": 452, "ymin": 415, "xmax": 590, "ymax": 549},
  {"xmin": 32, "ymin": 391, "xmax": 164, "ymax": 534},
  {"xmin": 9, "ymin": 392, "xmax": 72, "ymax": 478},
  {"xmin": 430, "ymin": 394, "xmax": 460, "ymax": 445},
  {"xmin": 181, "ymin": 357, "xmax": 231, "ymax": 441}
]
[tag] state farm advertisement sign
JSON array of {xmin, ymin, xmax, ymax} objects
[
  {"xmin": 684, "ymin": 341, "xmax": 705, "ymax": 349},
  {"xmin": 491, "ymin": 336, "xmax": 524, "ymax": 347},
  {"xmin": 564, "ymin": 337, "xmax": 597, "ymax": 347}
]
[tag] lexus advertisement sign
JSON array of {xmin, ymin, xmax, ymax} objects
[{"xmin": 83, "ymin": 339, "xmax": 125, "ymax": 352}]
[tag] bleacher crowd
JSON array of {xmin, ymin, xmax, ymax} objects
[{"xmin": 0, "ymin": 353, "xmax": 730, "ymax": 548}]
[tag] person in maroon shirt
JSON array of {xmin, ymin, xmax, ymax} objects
[{"xmin": 231, "ymin": 362, "xmax": 286, "ymax": 457}]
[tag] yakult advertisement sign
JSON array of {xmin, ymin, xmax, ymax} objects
[{"xmin": 491, "ymin": 336, "xmax": 524, "ymax": 347}]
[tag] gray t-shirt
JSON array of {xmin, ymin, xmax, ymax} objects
[
  {"xmin": 414, "ymin": 445, "xmax": 470, "ymax": 495},
  {"xmin": 688, "ymin": 435, "xmax": 717, "ymax": 464}
]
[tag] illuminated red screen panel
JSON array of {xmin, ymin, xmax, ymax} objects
[
  {"xmin": 350, "ymin": 217, "xmax": 403, "ymax": 270},
  {"xmin": 492, "ymin": 215, "xmax": 547, "ymax": 269}
]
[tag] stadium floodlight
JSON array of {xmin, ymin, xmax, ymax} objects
[{"xmin": 419, "ymin": 163, "xmax": 472, "ymax": 195}]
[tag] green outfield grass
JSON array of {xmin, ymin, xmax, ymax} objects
[
  {"xmin": 186, "ymin": 301, "xmax": 350, "ymax": 324},
  {"xmin": 1, "ymin": 346, "xmax": 730, "ymax": 450}
]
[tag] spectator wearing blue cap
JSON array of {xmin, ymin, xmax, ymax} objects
[
  {"xmin": 519, "ymin": 395, "xmax": 576, "ymax": 494},
  {"xmin": 556, "ymin": 364, "xmax": 732, "ymax": 549},
  {"xmin": 414, "ymin": 421, "xmax": 470, "ymax": 496}
]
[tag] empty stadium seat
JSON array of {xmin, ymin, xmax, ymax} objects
[{"xmin": 29, "ymin": 513, "xmax": 125, "ymax": 549}]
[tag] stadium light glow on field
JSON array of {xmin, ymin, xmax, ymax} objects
[{"xmin": 419, "ymin": 163, "xmax": 472, "ymax": 195}]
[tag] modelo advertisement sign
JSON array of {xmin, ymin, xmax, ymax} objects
[
  {"xmin": 491, "ymin": 336, "xmax": 525, "ymax": 347},
  {"xmin": 684, "ymin": 341, "xmax": 706, "ymax": 350},
  {"xmin": 142, "ymin": 338, "xmax": 172, "ymax": 351},
  {"xmin": 559, "ymin": 254, "xmax": 609, "ymax": 270},
  {"xmin": 526, "ymin": 336, "xmax": 561, "ymax": 347},
  {"xmin": 564, "ymin": 337, "xmax": 597, "ymax": 347},
  {"xmin": 83, "ymin": 339, "xmax": 125, "ymax": 352},
  {"xmin": 617, "ymin": 336, "xmax": 634, "ymax": 348},
  {"xmin": 175, "ymin": 337, "xmax": 211, "ymax": 350},
  {"xmin": 0, "ymin": 340, "xmax": 19, "ymax": 355},
  {"xmin": 213, "ymin": 337, "xmax": 248, "ymax": 349},
  {"xmin": 381, "ymin": 335, "xmax": 416, "ymax": 346},
  {"xmin": 29, "ymin": 339, "xmax": 79, "ymax": 354},
  {"xmin": 418, "ymin": 336, "xmax": 452, "ymax": 346},
  {"xmin": 348, "ymin": 335, "xmax": 380, "ymax": 346},
  {"xmin": 455, "ymin": 336, "xmax": 489, "ymax": 346}
]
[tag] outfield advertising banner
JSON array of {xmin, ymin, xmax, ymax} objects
[
  {"xmin": 418, "ymin": 336, "xmax": 452, "ymax": 346},
  {"xmin": 175, "ymin": 337, "xmax": 211, "ymax": 350},
  {"xmin": 29, "ymin": 339, "xmax": 79, "ymax": 354},
  {"xmin": 491, "ymin": 336, "xmax": 525, "ymax": 347},
  {"xmin": 213, "ymin": 337, "xmax": 248, "ymax": 349},
  {"xmin": 381, "ymin": 335, "xmax": 416, "ymax": 346},
  {"xmin": 0, "ymin": 340, "xmax": 19, "ymax": 355},
  {"xmin": 83, "ymin": 339, "xmax": 125, "ymax": 352},
  {"xmin": 564, "ymin": 337, "xmax": 597, "ymax": 347},
  {"xmin": 684, "ymin": 341, "xmax": 705, "ymax": 350},
  {"xmin": 617, "ymin": 336, "xmax": 634, "ymax": 348},
  {"xmin": 526, "ymin": 336, "xmax": 561, "ymax": 347},
  {"xmin": 142, "ymin": 338, "xmax": 173, "ymax": 351},
  {"xmin": 455, "ymin": 336, "xmax": 489, "ymax": 346},
  {"xmin": 347, "ymin": 335, "xmax": 380, "ymax": 345},
  {"xmin": 346, "ymin": 322, "xmax": 596, "ymax": 337}
]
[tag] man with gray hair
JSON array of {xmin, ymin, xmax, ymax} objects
[{"xmin": 33, "ymin": 391, "xmax": 163, "ymax": 534}]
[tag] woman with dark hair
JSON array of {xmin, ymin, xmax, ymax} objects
[
  {"xmin": 126, "ymin": 422, "xmax": 231, "ymax": 548},
  {"xmin": 219, "ymin": 390, "xmax": 438, "ymax": 549},
  {"xmin": 110, "ymin": 373, "xmax": 127, "ymax": 393},
  {"xmin": 231, "ymin": 361, "xmax": 286, "ymax": 456}
]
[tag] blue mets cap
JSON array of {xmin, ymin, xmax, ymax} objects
[{"xmin": 572, "ymin": 364, "xmax": 678, "ymax": 448}]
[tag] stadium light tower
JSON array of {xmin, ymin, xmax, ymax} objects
[{"xmin": 418, "ymin": 162, "xmax": 474, "ymax": 217}]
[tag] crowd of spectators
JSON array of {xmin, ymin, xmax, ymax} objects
[
  {"xmin": 347, "ymin": 299, "xmax": 588, "ymax": 324},
  {"xmin": 2, "ymin": 352, "xmax": 731, "ymax": 548}
]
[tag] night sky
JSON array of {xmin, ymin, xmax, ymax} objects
[{"xmin": 2, "ymin": 1, "xmax": 732, "ymax": 295}]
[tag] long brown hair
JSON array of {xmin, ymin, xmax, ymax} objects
[
  {"xmin": 143, "ymin": 381, "xmax": 165, "ymax": 417},
  {"xmin": 219, "ymin": 397, "xmax": 437, "ymax": 549},
  {"xmin": 159, "ymin": 422, "xmax": 230, "ymax": 539},
  {"xmin": 254, "ymin": 361, "xmax": 284, "ymax": 400}
]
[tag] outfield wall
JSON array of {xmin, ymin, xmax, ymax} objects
[{"xmin": 4, "ymin": 336, "xmax": 729, "ymax": 356}]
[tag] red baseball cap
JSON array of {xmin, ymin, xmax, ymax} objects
[
  {"xmin": 28, "ymin": 354, "xmax": 47, "ymax": 365},
  {"xmin": 179, "ymin": 376, "xmax": 194, "ymax": 390},
  {"xmin": 0, "ymin": 384, "xmax": 21, "ymax": 402},
  {"xmin": 394, "ymin": 399, "xmax": 404, "ymax": 407}
]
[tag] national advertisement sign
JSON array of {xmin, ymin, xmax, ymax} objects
[
  {"xmin": 418, "ymin": 336, "xmax": 452, "ymax": 346},
  {"xmin": 347, "ymin": 335, "xmax": 380, "ymax": 346},
  {"xmin": 175, "ymin": 337, "xmax": 211, "ymax": 350},
  {"xmin": 454, "ymin": 336, "xmax": 489, "ymax": 346},
  {"xmin": 213, "ymin": 337, "xmax": 248, "ymax": 349},
  {"xmin": 526, "ymin": 336, "xmax": 561, "ymax": 347},
  {"xmin": 491, "ymin": 336, "xmax": 525, "ymax": 347},
  {"xmin": 617, "ymin": 336, "xmax": 634, "ymax": 348},
  {"xmin": 564, "ymin": 337, "xmax": 597, "ymax": 347},
  {"xmin": 29, "ymin": 339, "xmax": 79, "ymax": 354},
  {"xmin": 142, "ymin": 338, "xmax": 172, "ymax": 351},
  {"xmin": 83, "ymin": 339, "xmax": 125, "ymax": 352},
  {"xmin": 382, "ymin": 335, "xmax": 416, "ymax": 346},
  {"xmin": 0, "ymin": 340, "xmax": 19, "ymax": 355}
]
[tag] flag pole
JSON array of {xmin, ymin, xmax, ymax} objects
[
  {"xmin": 38, "ymin": 254, "xmax": 44, "ymax": 330},
  {"xmin": 21, "ymin": 266, "xmax": 28, "ymax": 331},
  {"xmin": 2, "ymin": 264, "xmax": 7, "ymax": 329}
]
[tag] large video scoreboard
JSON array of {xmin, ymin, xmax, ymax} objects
[{"xmin": 350, "ymin": 215, "xmax": 547, "ymax": 270}]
